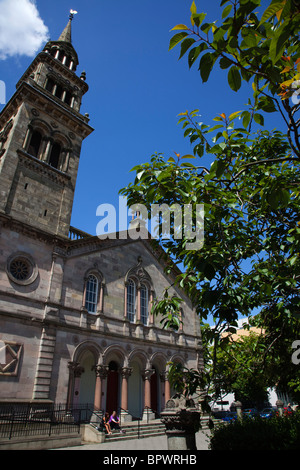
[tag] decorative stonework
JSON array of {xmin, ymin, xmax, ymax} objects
[
  {"xmin": 0, "ymin": 342, "xmax": 23, "ymax": 376},
  {"xmin": 6, "ymin": 252, "xmax": 38, "ymax": 286},
  {"xmin": 160, "ymin": 395, "xmax": 201, "ymax": 450},
  {"xmin": 125, "ymin": 256, "xmax": 153, "ymax": 288}
]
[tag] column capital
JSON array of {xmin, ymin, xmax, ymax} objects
[
  {"xmin": 68, "ymin": 361, "xmax": 84, "ymax": 377},
  {"xmin": 93, "ymin": 364, "xmax": 109, "ymax": 379},
  {"xmin": 121, "ymin": 367, "xmax": 133, "ymax": 379},
  {"xmin": 142, "ymin": 368, "xmax": 155, "ymax": 381}
]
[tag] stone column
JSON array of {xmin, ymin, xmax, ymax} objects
[
  {"xmin": 142, "ymin": 369, "xmax": 155, "ymax": 421},
  {"xmin": 160, "ymin": 372, "xmax": 170, "ymax": 410},
  {"xmin": 93, "ymin": 365, "xmax": 109, "ymax": 411},
  {"xmin": 165, "ymin": 378, "xmax": 171, "ymax": 403},
  {"xmin": 161, "ymin": 395, "xmax": 201, "ymax": 451},
  {"xmin": 120, "ymin": 367, "xmax": 133, "ymax": 422}
]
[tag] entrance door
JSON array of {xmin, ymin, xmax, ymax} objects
[{"xmin": 106, "ymin": 361, "xmax": 119, "ymax": 415}]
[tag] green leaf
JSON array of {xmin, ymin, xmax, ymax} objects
[
  {"xmin": 179, "ymin": 38, "xmax": 196, "ymax": 59},
  {"xmin": 190, "ymin": 1, "xmax": 197, "ymax": 15},
  {"xmin": 192, "ymin": 13, "xmax": 207, "ymax": 27},
  {"xmin": 253, "ymin": 113, "xmax": 264, "ymax": 126},
  {"xmin": 259, "ymin": 2, "xmax": 285, "ymax": 25},
  {"xmin": 169, "ymin": 32, "xmax": 189, "ymax": 51},
  {"xmin": 171, "ymin": 24, "xmax": 189, "ymax": 31},
  {"xmin": 188, "ymin": 43, "xmax": 208, "ymax": 68},
  {"xmin": 219, "ymin": 56, "xmax": 232, "ymax": 70},
  {"xmin": 228, "ymin": 66, "xmax": 241, "ymax": 91},
  {"xmin": 269, "ymin": 22, "xmax": 291, "ymax": 64},
  {"xmin": 199, "ymin": 52, "xmax": 217, "ymax": 82},
  {"xmin": 229, "ymin": 111, "xmax": 242, "ymax": 121},
  {"xmin": 222, "ymin": 4, "xmax": 232, "ymax": 18}
]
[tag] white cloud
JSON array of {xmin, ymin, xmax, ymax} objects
[{"xmin": 0, "ymin": 0, "xmax": 49, "ymax": 60}]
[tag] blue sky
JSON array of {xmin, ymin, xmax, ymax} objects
[{"xmin": 0, "ymin": 0, "xmax": 282, "ymax": 237}]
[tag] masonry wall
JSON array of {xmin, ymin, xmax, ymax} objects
[{"xmin": 0, "ymin": 221, "xmax": 202, "ymax": 404}]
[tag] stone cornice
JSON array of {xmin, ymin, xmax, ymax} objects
[
  {"xmin": 16, "ymin": 51, "xmax": 88, "ymax": 94},
  {"xmin": 0, "ymin": 82, "xmax": 94, "ymax": 139},
  {"xmin": 17, "ymin": 149, "xmax": 71, "ymax": 186}
]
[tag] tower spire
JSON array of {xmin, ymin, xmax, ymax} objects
[{"xmin": 58, "ymin": 9, "xmax": 78, "ymax": 43}]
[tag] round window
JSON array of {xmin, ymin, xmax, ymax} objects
[{"xmin": 6, "ymin": 253, "xmax": 38, "ymax": 286}]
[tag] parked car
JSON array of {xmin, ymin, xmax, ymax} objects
[
  {"xmin": 211, "ymin": 410, "xmax": 229, "ymax": 420},
  {"xmin": 222, "ymin": 412, "xmax": 237, "ymax": 422},
  {"xmin": 260, "ymin": 408, "xmax": 276, "ymax": 419},
  {"xmin": 243, "ymin": 408, "xmax": 259, "ymax": 418}
]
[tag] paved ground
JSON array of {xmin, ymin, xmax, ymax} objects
[{"xmin": 54, "ymin": 430, "xmax": 211, "ymax": 451}]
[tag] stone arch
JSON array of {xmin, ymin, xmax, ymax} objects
[
  {"xmin": 29, "ymin": 118, "xmax": 52, "ymax": 137},
  {"xmin": 72, "ymin": 340, "xmax": 102, "ymax": 365},
  {"xmin": 68, "ymin": 341, "xmax": 102, "ymax": 409},
  {"xmin": 149, "ymin": 351, "xmax": 168, "ymax": 373},
  {"xmin": 169, "ymin": 353, "xmax": 185, "ymax": 366},
  {"xmin": 51, "ymin": 130, "xmax": 72, "ymax": 150},
  {"xmin": 102, "ymin": 344, "xmax": 127, "ymax": 368},
  {"xmin": 128, "ymin": 348, "xmax": 148, "ymax": 370}
]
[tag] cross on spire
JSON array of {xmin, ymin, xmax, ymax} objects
[{"xmin": 69, "ymin": 9, "xmax": 78, "ymax": 21}]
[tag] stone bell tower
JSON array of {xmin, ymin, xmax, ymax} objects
[{"xmin": 0, "ymin": 12, "xmax": 93, "ymax": 238}]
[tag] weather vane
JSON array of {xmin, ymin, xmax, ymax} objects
[{"xmin": 69, "ymin": 9, "xmax": 78, "ymax": 21}]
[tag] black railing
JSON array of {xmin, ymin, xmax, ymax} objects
[
  {"xmin": 117, "ymin": 406, "xmax": 160, "ymax": 439},
  {"xmin": 0, "ymin": 403, "xmax": 93, "ymax": 440}
]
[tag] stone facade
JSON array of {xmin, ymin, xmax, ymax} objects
[{"xmin": 0, "ymin": 16, "xmax": 203, "ymax": 419}]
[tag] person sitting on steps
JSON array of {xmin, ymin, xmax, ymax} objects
[
  {"xmin": 109, "ymin": 411, "xmax": 125, "ymax": 433},
  {"xmin": 101, "ymin": 412, "xmax": 112, "ymax": 434}
]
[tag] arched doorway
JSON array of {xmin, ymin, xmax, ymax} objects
[
  {"xmin": 128, "ymin": 361, "xmax": 142, "ymax": 419},
  {"xmin": 74, "ymin": 351, "xmax": 96, "ymax": 407},
  {"xmin": 106, "ymin": 361, "xmax": 119, "ymax": 415}
]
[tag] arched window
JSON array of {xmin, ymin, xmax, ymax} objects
[
  {"xmin": 64, "ymin": 90, "xmax": 73, "ymax": 106},
  {"xmin": 64, "ymin": 56, "xmax": 71, "ymax": 68},
  {"xmin": 127, "ymin": 279, "xmax": 136, "ymax": 323},
  {"xmin": 126, "ymin": 279, "xmax": 151, "ymax": 325},
  {"xmin": 140, "ymin": 283, "xmax": 149, "ymax": 326},
  {"xmin": 45, "ymin": 78, "xmax": 55, "ymax": 94},
  {"xmin": 27, "ymin": 130, "xmax": 42, "ymax": 158},
  {"xmin": 49, "ymin": 142, "xmax": 61, "ymax": 169},
  {"xmin": 54, "ymin": 84, "xmax": 64, "ymax": 100},
  {"xmin": 125, "ymin": 259, "xmax": 154, "ymax": 325},
  {"xmin": 85, "ymin": 275, "xmax": 99, "ymax": 314}
]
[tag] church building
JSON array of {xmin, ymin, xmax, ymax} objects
[{"xmin": 0, "ymin": 14, "xmax": 203, "ymax": 420}]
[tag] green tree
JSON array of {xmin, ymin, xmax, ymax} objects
[{"xmin": 120, "ymin": 1, "xmax": 300, "ymax": 395}]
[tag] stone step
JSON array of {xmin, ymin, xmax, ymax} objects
[
  {"xmin": 102, "ymin": 416, "xmax": 216, "ymax": 443},
  {"xmin": 105, "ymin": 430, "xmax": 165, "ymax": 443},
  {"xmin": 104, "ymin": 420, "xmax": 166, "ymax": 442}
]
